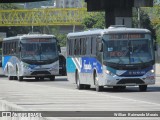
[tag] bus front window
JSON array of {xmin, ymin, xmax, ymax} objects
[
  {"xmin": 103, "ymin": 36, "xmax": 154, "ymax": 67},
  {"xmin": 21, "ymin": 38, "xmax": 58, "ymax": 64},
  {"xmin": 41, "ymin": 42, "xmax": 57, "ymax": 60}
]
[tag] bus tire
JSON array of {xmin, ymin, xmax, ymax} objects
[
  {"xmin": 76, "ymin": 73, "xmax": 84, "ymax": 90},
  {"xmin": 139, "ymin": 85, "xmax": 147, "ymax": 91},
  {"xmin": 84, "ymin": 85, "xmax": 91, "ymax": 89},
  {"xmin": 18, "ymin": 76, "xmax": 23, "ymax": 81},
  {"xmin": 50, "ymin": 76, "xmax": 55, "ymax": 81},
  {"xmin": 13, "ymin": 76, "xmax": 18, "ymax": 80},
  {"xmin": 8, "ymin": 76, "xmax": 13, "ymax": 80}
]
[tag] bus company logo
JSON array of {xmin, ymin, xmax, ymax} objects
[
  {"xmin": 83, "ymin": 60, "xmax": 92, "ymax": 70},
  {"xmin": 2, "ymin": 112, "xmax": 11, "ymax": 117}
]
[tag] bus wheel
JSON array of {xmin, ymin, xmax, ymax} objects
[
  {"xmin": 139, "ymin": 85, "xmax": 147, "ymax": 91},
  {"xmin": 18, "ymin": 76, "xmax": 23, "ymax": 81},
  {"xmin": 84, "ymin": 85, "xmax": 91, "ymax": 89},
  {"xmin": 76, "ymin": 73, "xmax": 84, "ymax": 90},
  {"xmin": 50, "ymin": 76, "xmax": 55, "ymax": 81},
  {"xmin": 13, "ymin": 76, "xmax": 18, "ymax": 80},
  {"xmin": 8, "ymin": 76, "xmax": 13, "ymax": 80}
]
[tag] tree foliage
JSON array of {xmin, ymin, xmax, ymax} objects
[
  {"xmin": 82, "ymin": 12, "xmax": 105, "ymax": 29},
  {"xmin": 132, "ymin": 8, "xmax": 156, "ymax": 41},
  {"xmin": 140, "ymin": 1, "xmax": 160, "ymax": 44},
  {"xmin": 50, "ymin": 27, "xmax": 67, "ymax": 47},
  {"xmin": 0, "ymin": 3, "xmax": 19, "ymax": 10}
]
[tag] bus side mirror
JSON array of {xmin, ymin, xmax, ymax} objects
[
  {"xmin": 154, "ymin": 41, "xmax": 157, "ymax": 51},
  {"xmin": 19, "ymin": 46, "xmax": 21, "ymax": 52},
  {"xmin": 58, "ymin": 45, "xmax": 61, "ymax": 53},
  {"xmin": 98, "ymin": 43, "xmax": 103, "ymax": 52},
  {"xmin": 19, "ymin": 41, "xmax": 22, "ymax": 52}
]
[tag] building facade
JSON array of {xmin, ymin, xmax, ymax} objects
[{"xmin": 55, "ymin": 0, "xmax": 82, "ymax": 8}]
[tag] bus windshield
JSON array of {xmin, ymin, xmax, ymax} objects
[
  {"xmin": 103, "ymin": 34, "xmax": 154, "ymax": 66},
  {"xmin": 21, "ymin": 38, "xmax": 58, "ymax": 64}
]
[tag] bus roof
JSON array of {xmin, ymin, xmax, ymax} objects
[
  {"xmin": 3, "ymin": 34, "xmax": 56, "ymax": 41},
  {"xmin": 67, "ymin": 27, "xmax": 151, "ymax": 38}
]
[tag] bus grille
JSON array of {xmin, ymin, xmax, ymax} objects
[
  {"xmin": 117, "ymin": 78, "xmax": 144, "ymax": 84},
  {"xmin": 31, "ymin": 71, "xmax": 51, "ymax": 75}
]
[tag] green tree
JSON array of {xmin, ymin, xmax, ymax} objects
[
  {"xmin": 82, "ymin": 12, "xmax": 105, "ymax": 29},
  {"xmin": 133, "ymin": 8, "xmax": 156, "ymax": 42},
  {"xmin": 50, "ymin": 27, "xmax": 67, "ymax": 47},
  {"xmin": 0, "ymin": 3, "xmax": 19, "ymax": 10}
]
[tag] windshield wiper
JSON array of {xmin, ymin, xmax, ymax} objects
[{"xmin": 131, "ymin": 52, "xmax": 144, "ymax": 64}]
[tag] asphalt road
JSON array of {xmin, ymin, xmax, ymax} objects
[
  {"xmin": 12, "ymin": 76, "xmax": 160, "ymax": 105},
  {"xmin": 1, "ymin": 67, "xmax": 160, "ymax": 120}
]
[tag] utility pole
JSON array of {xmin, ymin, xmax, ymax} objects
[{"xmin": 137, "ymin": 7, "xmax": 141, "ymax": 28}]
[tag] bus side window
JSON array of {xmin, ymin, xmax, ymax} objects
[
  {"xmin": 6, "ymin": 42, "xmax": 8, "ymax": 54},
  {"xmin": 15, "ymin": 41, "xmax": 17, "ymax": 54},
  {"xmin": 68, "ymin": 39, "xmax": 74, "ymax": 56},
  {"xmin": 80, "ymin": 38, "xmax": 83, "ymax": 55},
  {"xmin": 91, "ymin": 36, "xmax": 96, "ymax": 56},
  {"xmin": 11, "ymin": 42, "xmax": 15, "ymax": 55},
  {"xmin": 86, "ymin": 36, "xmax": 91, "ymax": 55},
  {"xmin": 9, "ymin": 42, "xmax": 11, "ymax": 54},
  {"xmin": 67, "ymin": 39, "xmax": 70, "ymax": 56},
  {"xmin": 74, "ymin": 39, "xmax": 76, "ymax": 55},
  {"xmin": 74, "ymin": 39, "xmax": 80, "ymax": 55},
  {"xmin": 71, "ymin": 39, "xmax": 74, "ymax": 56},
  {"xmin": 3, "ymin": 43, "xmax": 5, "ymax": 55},
  {"xmin": 83, "ymin": 38, "xmax": 86, "ymax": 55}
]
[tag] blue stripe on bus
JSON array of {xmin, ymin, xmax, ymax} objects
[
  {"xmin": 81, "ymin": 57, "xmax": 102, "ymax": 73},
  {"xmin": 2, "ymin": 56, "xmax": 12, "ymax": 69},
  {"xmin": 66, "ymin": 57, "xmax": 76, "ymax": 73},
  {"xmin": 67, "ymin": 57, "xmax": 102, "ymax": 74}
]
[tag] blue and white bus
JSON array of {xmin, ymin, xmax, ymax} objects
[
  {"xmin": 2, "ymin": 33, "xmax": 60, "ymax": 81},
  {"xmin": 66, "ymin": 26, "xmax": 155, "ymax": 91}
]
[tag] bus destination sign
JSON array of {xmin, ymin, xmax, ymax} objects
[
  {"xmin": 109, "ymin": 34, "xmax": 145, "ymax": 40},
  {"xmin": 25, "ymin": 39, "xmax": 52, "ymax": 43}
]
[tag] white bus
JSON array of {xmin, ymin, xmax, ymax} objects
[
  {"xmin": 2, "ymin": 33, "xmax": 60, "ymax": 81},
  {"xmin": 66, "ymin": 26, "xmax": 156, "ymax": 92}
]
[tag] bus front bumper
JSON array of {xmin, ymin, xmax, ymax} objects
[{"xmin": 104, "ymin": 75, "xmax": 155, "ymax": 86}]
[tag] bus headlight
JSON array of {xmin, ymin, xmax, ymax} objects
[
  {"xmin": 150, "ymin": 69, "xmax": 154, "ymax": 73},
  {"xmin": 105, "ymin": 70, "xmax": 116, "ymax": 76},
  {"xmin": 23, "ymin": 64, "xmax": 31, "ymax": 70},
  {"xmin": 23, "ymin": 64, "xmax": 28, "ymax": 68}
]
